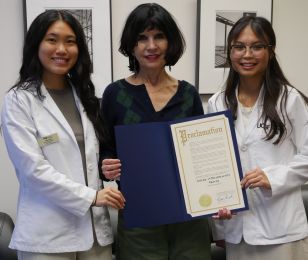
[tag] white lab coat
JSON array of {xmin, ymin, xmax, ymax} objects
[
  {"xmin": 208, "ymin": 85, "xmax": 308, "ymax": 245},
  {"xmin": 1, "ymin": 83, "xmax": 113, "ymax": 253}
]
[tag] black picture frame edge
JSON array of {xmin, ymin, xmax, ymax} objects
[
  {"xmin": 195, "ymin": 0, "xmax": 201, "ymax": 93},
  {"xmin": 22, "ymin": 0, "xmax": 27, "ymax": 38},
  {"xmin": 271, "ymin": 0, "xmax": 274, "ymax": 24},
  {"xmin": 109, "ymin": 0, "xmax": 114, "ymax": 84}
]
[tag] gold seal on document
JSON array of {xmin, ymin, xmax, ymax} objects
[{"xmin": 199, "ymin": 194, "xmax": 212, "ymax": 208}]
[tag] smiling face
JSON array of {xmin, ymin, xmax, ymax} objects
[
  {"xmin": 39, "ymin": 20, "xmax": 78, "ymax": 83},
  {"xmin": 230, "ymin": 25, "xmax": 270, "ymax": 81},
  {"xmin": 133, "ymin": 28, "xmax": 168, "ymax": 73}
]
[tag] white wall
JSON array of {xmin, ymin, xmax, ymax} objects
[
  {"xmin": 1, "ymin": 0, "xmax": 308, "ymax": 221},
  {"xmin": 273, "ymin": 0, "xmax": 308, "ymax": 95},
  {"xmin": 0, "ymin": 0, "xmax": 23, "ymax": 221}
]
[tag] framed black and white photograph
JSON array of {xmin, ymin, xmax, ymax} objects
[
  {"xmin": 196, "ymin": 0, "xmax": 273, "ymax": 94},
  {"xmin": 24, "ymin": 0, "xmax": 112, "ymax": 97}
]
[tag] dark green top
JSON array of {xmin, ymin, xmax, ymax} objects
[{"xmin": 100, "ymin": 79, "xmax": 204, "ymax": 181}]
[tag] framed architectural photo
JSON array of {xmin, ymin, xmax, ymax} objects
[
  {"xmin": 24, "ymin": 0, "xmax": 112, "ymax": 97},
  {"xmin": 196, "ymin": 0, "xmax": 273, "ymax": 94}
]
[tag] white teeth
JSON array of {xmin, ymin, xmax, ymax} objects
[{"xmin": 53, "ymin": 58, "xmax": 67, "ymax": 64}]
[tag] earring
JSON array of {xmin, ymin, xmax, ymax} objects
[{"xmin": 169, "ymin": 65, "xmax": 172, "ymax": 72}]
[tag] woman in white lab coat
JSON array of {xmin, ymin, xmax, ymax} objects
[
  {"xmin": 208, "ymin": 16, "xmax": 308, "ymax": 260},
  {"xmin": 1, "ymin": 10, "xmax": 125, "ymax": 260}
]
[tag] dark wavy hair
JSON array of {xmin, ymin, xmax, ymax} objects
[
  {"xmin": 224, "ymin": 16, "xmax": 308, "ymax": 144},
  {"xmin": 12, "ymin": 10, "xmax": 106, "ymax": 142},
  {"xmin": 119, "ymin": 3, "xmax": 186, "ymax": 73}
]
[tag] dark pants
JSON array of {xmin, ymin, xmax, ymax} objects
[{"xmin": 116, "ymin": 212, "xmax": 211, "ymax": 260}]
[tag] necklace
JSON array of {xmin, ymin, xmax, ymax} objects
[{"xmin": 239, "ymin": 102, "xmax": 254, "ymax": 114}]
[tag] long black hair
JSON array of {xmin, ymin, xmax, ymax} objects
[
  {"xmin": 13, "ymin": 10, "xmax": 106, "ymax": 142},
  {"xmin": 224, "ymin": 16, "xmax": 308, "ymax": 144},
  {"xmin": 119, "ymin": 3, "xmax": 185, "ymax": 73}
]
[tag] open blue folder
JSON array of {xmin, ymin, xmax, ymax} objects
[{"xmin": 115, "ymin": 110, "xmax": 248, "ymax": 228}]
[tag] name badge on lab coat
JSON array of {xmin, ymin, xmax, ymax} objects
[{"xmin": 38, "ymin": 133, "xmax": 59, "ymax": 147}]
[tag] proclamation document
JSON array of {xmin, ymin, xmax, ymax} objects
[
  {"xmin": 170, "ymin": 113, "xmax": 246, "ymax": 217},
  {"xmin": 115, "ymin": 110, "xmax": 247, "ymax": 228}
]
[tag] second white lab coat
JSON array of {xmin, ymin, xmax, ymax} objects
[
  {"xmin": 1, "ymin": 83, "xmax": 113, "ymax": 252},
  {"xmin": 208, "ymin": 86, "xmax": 308, "ymax": 245}
]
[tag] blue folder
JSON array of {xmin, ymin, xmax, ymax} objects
[{"xmin": 115, "ymin": 110, "xmax": 248, "ymax": 228}]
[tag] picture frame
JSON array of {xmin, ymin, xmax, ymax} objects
[
  {"xmin": 196, "ymin": 0, "xmax": 273, "ymax": 94},
  {"xmin": 23, "ymin": 0, "xmax": 112, "ymax": 97}
]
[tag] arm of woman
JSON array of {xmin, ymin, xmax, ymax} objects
[
  {"xmin": 99, "ymin": 84, "xmax": 119, "ymax": 181},
  {"xmin": 1, "ymin": 91, "xmax": 97, "ymax": 217},
  {"xmin": 101, "ymin": 158, "xmax": 121, "ymax": 180},
  {"xmin": 94, "ymin": 186, "xmax": 125, "ymax": 209},
  {"xmin": 260, "ymin": 90, "xmax": 308, "ymax": 196}
]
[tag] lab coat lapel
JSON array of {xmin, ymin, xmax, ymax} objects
[
  {"xmin": 41, "ymin": 84, "xmax": 77, "ymax": 144},
  {"xmin": 234, "ymin": 106, "xmax": 245, "ymax": 147}
]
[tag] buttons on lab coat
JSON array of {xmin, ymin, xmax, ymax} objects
[
  {"xmin": 241, "ymin": 145, "xmax": 248, "ymax": 151},
  {"xmin": 87, "ymin": 164, "xmax": 93, "ymax": 171}
]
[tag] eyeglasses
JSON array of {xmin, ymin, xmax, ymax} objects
[{"xmin": 230, "ymin": 43, "xmax": 272, "ymax": 58}]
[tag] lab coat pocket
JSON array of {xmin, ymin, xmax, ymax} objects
[
  {"xmin": 252, "ymin": 140, "xmax": 279, "ymax": 168},
  {"xmin": 252, "ymin": 191, "xmax": 287, "ymax": 238}
]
